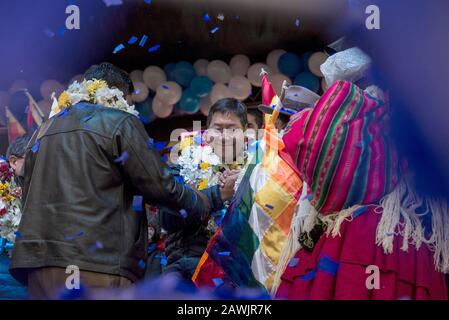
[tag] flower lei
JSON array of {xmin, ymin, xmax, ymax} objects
[
  {"xmin": 0, "ymin": 160, "xmax": 22, "ymax": 244},
  {"xmin": 176, "ymin": 133, "xmax": 248, "ymax": 235},
  {"xmin": 50, "ymin": 79, "xmax": 139, "ymax": 117}
]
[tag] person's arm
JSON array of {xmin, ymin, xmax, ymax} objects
[{"xmin": 112, "ymin": 115, "xmax": 211, "ymax": 219}]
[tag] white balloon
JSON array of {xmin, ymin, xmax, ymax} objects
[
  {"xmin": 40, "ymin": 80, "xmax": 65, "ymax": 101},
  {"xmin": 143, "ymin": 66, "xmax": 167, "ymax": 91},
  {"xmin": 228, "ymin": 76, "xmax": 252, "ymax": 100},
  {"xmin": 268, "ymin": 73, "xmax": 292, "ymax": 96},
  {"xmin": 207, "ymin": 60, "xmax": 232, "ymax": 84},
  {"xmin": 130, "ymin": 70, "xmax": 144, "ymax": 83},
  {"xmin": 152, "ymin": 97, "xmax": 174, "ymax": 118},
  {"xmin": 199, "ymin": 96, "xmax": 212, "ymax": 116},
  {"xmin": 266, "ymin": 49, "xmax": 286, "ymax": 73},
  {"xmin": 131, "ymin": 82, "xmax": 149, "ymax": 103},
  {"xmin": 247, "ymin": 63, "xmax": 270, "ymax": 87},
  {"xmin": 155, "ymin": 81, "xmax": 182, "ymax": 105},
  {"xmin": 193, "ymin": 59, "xmax": 209, "ymax": 76},
  {"xmin": 210, "ymin": 83, "xmax": 232, "ymax": 105},
  {"xmin": 230, "ymin": 55, "xmax": 251, "ymax": 76},
  {"xmin": 308, "ymin": 52, "xmax": 329, "ymax": 77}
]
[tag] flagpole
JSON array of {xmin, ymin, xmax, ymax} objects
[
  {"xmin": 270, "ymin": 80, "xmax": 288, "ymax": 126},
  {"xmin": 23, "ymin": 90, "xmax": 45, "ymax": 119}
]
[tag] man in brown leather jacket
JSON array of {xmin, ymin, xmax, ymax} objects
[{"xmin": 9, "ymin": 63, "xmax": 233, "ymax": 299}]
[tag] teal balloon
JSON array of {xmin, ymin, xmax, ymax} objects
[
  {"xmin": 164, "ymin": 63, "xmax": 176, "ymax": 81},
  {"xmin": 135, "ymin": 96, "xmax": 154, "ymax": 124},
  {"xmin": 278, "ymin": 52, "xmax": 303, "ymax": 78},
  {"xmin": 190, "ymin": 76, "xmax": 213, "ymax": 97},
  {"xmin": 294, "ymin": 72, "xmax": 320, "ymax": 93},
  {"xmin": 180, "ymin": 88, "xmax": 200, "ymax": 113},
  {"xmin": 173, "ymin": 61, "xmax": 196, "ymax": 87}
]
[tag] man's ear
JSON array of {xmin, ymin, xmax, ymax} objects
[{"xmin": 8, "ymin": 155, "xmax": 18, "ymax": 168}]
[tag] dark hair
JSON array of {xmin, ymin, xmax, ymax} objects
[
  {"xmin": 7, "ymin": 134, "xmax": 31, "ymax": 158},
  {"xmin": 84, "ymin": 62, "xmax": 134, "ymax": 96},
  {"xmin": 206, "ymin": 98, "xmax": 248, "ymax": 128},
  {"xmin": 247, "ymin": 109, "xmax": 264, "ymax": 129}
]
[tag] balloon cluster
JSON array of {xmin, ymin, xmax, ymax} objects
[
  {"xmin": 129, "ymin": 49, "xmax": 329, "ymax": 120},
  {"xmin": 1, "ymin": 50, "xmax": 330, "ymax": 122}
]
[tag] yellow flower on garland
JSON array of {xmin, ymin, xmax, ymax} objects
[
  {"xmin": 0, "ymin": 182, "xmax": 14, "ymax": 202},
  {"xmin": 87, "ymin": 79, "xmax": 108, "ymax": 95},
  {"xmin": 58, "ymin": 91, "xmax": 71, "ymax": 109},
  {"xmin": 200, "ymin": 162, "xmax": 210, "ymax": 170},
  {"xmin": 179, "ymin": 137, "xmax": 194, "ymax": 151},
  {"xmin": 198, "ymin": 178, "xmax": 209, "ymax": 191}
]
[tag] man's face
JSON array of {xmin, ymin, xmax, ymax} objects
[
  {"xmin": 247, "ymin": 113, "xmax": 260, "ymax": 131},
  {"xmin": 9, "ymin": 155, "xmax": 25, "ymax": 177},
  {"xmin": 206, "ymin": 112, "xmax": 247, "ymax": 164}
]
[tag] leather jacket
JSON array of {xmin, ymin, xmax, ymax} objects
[{"xmin": 9, "ymin": 103, "xmax": 217, "ymax": 285}]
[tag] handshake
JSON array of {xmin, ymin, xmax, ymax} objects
[{"xmin": 217, "ymin": 169, "xmax": 240, "ymax": 202}]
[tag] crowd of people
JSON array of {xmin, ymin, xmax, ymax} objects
[{"xmin": 1, "ymin": 46, "xmax": 448, "ymax": 300}]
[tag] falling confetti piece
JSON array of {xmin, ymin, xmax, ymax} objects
[
  {"xmin": 295, "ymin": 19, "xmax": 300, "ymax": 27},
  {"xmin": 212, "ymin": 278, "xmax": 224, "ymax": 287},
  {"xmin": 128, "ymin": 36, "xmax": 138, "ymax": 44},
  {"xmin": 289, "ymin": 257, "xmax": 300, "ymax": 267},
  {"xmin": 31, "ymin": 140, "xmax": 40, "ymax": 154},
  {"xmin": 160, "ymin": 256, "xmax": 167, "ymax": 266},
  {"xmin": 147, "ymin": 137, "xmax": 154, "ymax": 149},
  {"xmin": 102, "ymin": 0, "xmax": 123, "ymax": 7},
  {"xmin": 15, "ymin": 231, "xmax": 22, "ymax": 239},
  {"xmin": 265, "ymin": 204, "xmax": 274, "ymax": 210},
  {"xmin": 76, "ymin": 231, "xmax": 85, "ymax": 237},
  {"xmin": 194, "ymin": 135, "xmax": 202, "ymax": 145},
  {"xmin": 96, "ymin": 241, "xmax": 104, "ymax": 249},
  {"xmin": 113, "ymin": 44, "xmax": 125, "ymax": 54},
  {"xmin": 179, "ymin": 209, "xmax": 188, "ymax": 219},
  {"xmin": 210, "ymin": 27, "xmax": 220, "ymax": 34},
  {"xmin": 59, "ymin": 26, "xmax": 67, "ymax": 36},
  {"xmin": 138, "ymin": 259, "xmax": 146, "ymax": 269},
  {"xmin": 134, "ymin": 89, "xmax": 141, "ymax": 95},
  {"xmin": 218, "ymin": 251, "xmax": 231, "ymax": 256},
  {"xmin": 217, "ymin": 13, "xmax": 225, "ymax": 21},
  {"xmin": 65, "ymin": 235, "xmax": 74, "ymax": 241},
  {"xmin": 44, "ymin": 29, "xmax": 55, "ymax": 38},
  {"xmin": 133, "ymin": 195, "xmax": 144, "ymax": 212},
  {"xmin": 148, "ymin": 44, "xmax": 161, "ymax": 52},
  {"xmin": 203, "ymin": 13, "xmax": 211, "ymax": 22},
  {"xmin": 162, "ymin": 84, "xmax": 169, "ymax": 90},
  {"xmin": 114, "ymin": 151, "xmax": 129, "ymax": 165},
  {"xmin": 139, "ymin": 35, "xmax": 148, "ymax": 47}
]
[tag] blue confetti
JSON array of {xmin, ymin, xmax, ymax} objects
[
  {"xmin": 31, "ymin": 140, "xmax": 40, "ymax": 154},
  {"xmin": 113, "ymin": 44, "xmax": 125, "ymax": 54},
  {"xmin": 353, "ymin": 206, "xmax": 368, "ymax": 218},
  {"xmin": 289, "ymin": 257, "xmax": 300, "ymax": 267},
  {"xmin": 218, "ymin": 251, "xmax": 231, "ymax": 256},
  {"xmin": 162, "ymin": 85, "xmax": 169, "ymax": 90},
  {"xmin": 59, "ymin": 25, "xmax": 67, "ymax": 36},
  {"xmin": 148, "ymin": 44, "xmax": 161, "ymax": 52},
  {"xmin": 82, "ymin": 115, "xmax": 93, "ymax": 123},
  {"xmin": 133, "ymin": 89, "xmax": 141, "ymax": 95},
  {"xmin": 147, "ymin": 137, "xmax": 154, "ymax": 149},
  {"xmin": 58, "ymin": 108, "xmax": 70, "ymax": 118},
  {"xmin": 299, "ymin": 269, "xmax": 316, "ymax": 281},
  {"xmin": 139, "ymin": 35, "xmax": 148, "ymax": 47},
  {"xmin": 102, "ymin": 0, "xmax": 123, "ymax": 7},
  {"xmin": 76, "ymin": 231, "xmax": 84, "ymax": 237},
  {"xmin": 65, "ymin": 235, "xmax": 74, "ymax": 241},
  {"xmin": 210, "ymin": 27, "xmax": 220, "ymax": 34},
  {"xmin": 44, "ymin": 29, "xmax": 55, "ymax": 38},
  {"xmin": 295, "ymin": 19, "xmax": 300, "ymax": 27},
  {"xmin": 138, "ymin": 259, "xmax": 146, "ymax": 269},
  {"xmin": 307, "ymin": 193, "xmax": 314, "ymax": 201},
  {"xmin": 160, "ymin": 256, "xmax": 167, "ymax": 266},
  {"xmin": 203, "ymin": 13, "xmax": 211, "ymax": 22},
  {"xmin": 194, "ymin": 135, "xmax": 202, "ymax": 145},
  {"xmin": 265, "ymin": 204, "xmax": 274, "ymax": 210},
  {"xmin": 212, "ymin": 278, "xmax": 224, "ymax": 287},
  {"xmin": 95, "ymin": 241, "xmax": 104, "ymax": 249},
  {"xmin": 317, "ymin": 256, "xmax": 339, "ymax": 276},
  {"xmin": 144, "ymin": 0, "xmax": 152, "ymax": 4},
  {"xmin": 179, "ymin": 209, "xmax": 188, "ymax": 219},
  {"xmin": 114, "ymin": 151, "xmax": 129, "ymax": 165},
  {"xmin": 154, "ymin": 141, "xmax": 167, "ymax": 152},
  {"xmin": 15, "ymin": 231, "xmax": 22, "ymax": 239},
  {"xmin": 147, "ymin": 243, "xmax": 157, "ymax": 254},
  {"xmin": 133, "ymin": 195, "xmax": 144, "ymax": 212},
  {"xmin": 161, "ymin": 155, "xmax": 168, "ymax": 162},
  {"xmin": 128, "ymin": 35, "xmax": 138, "ymax": 44}
]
